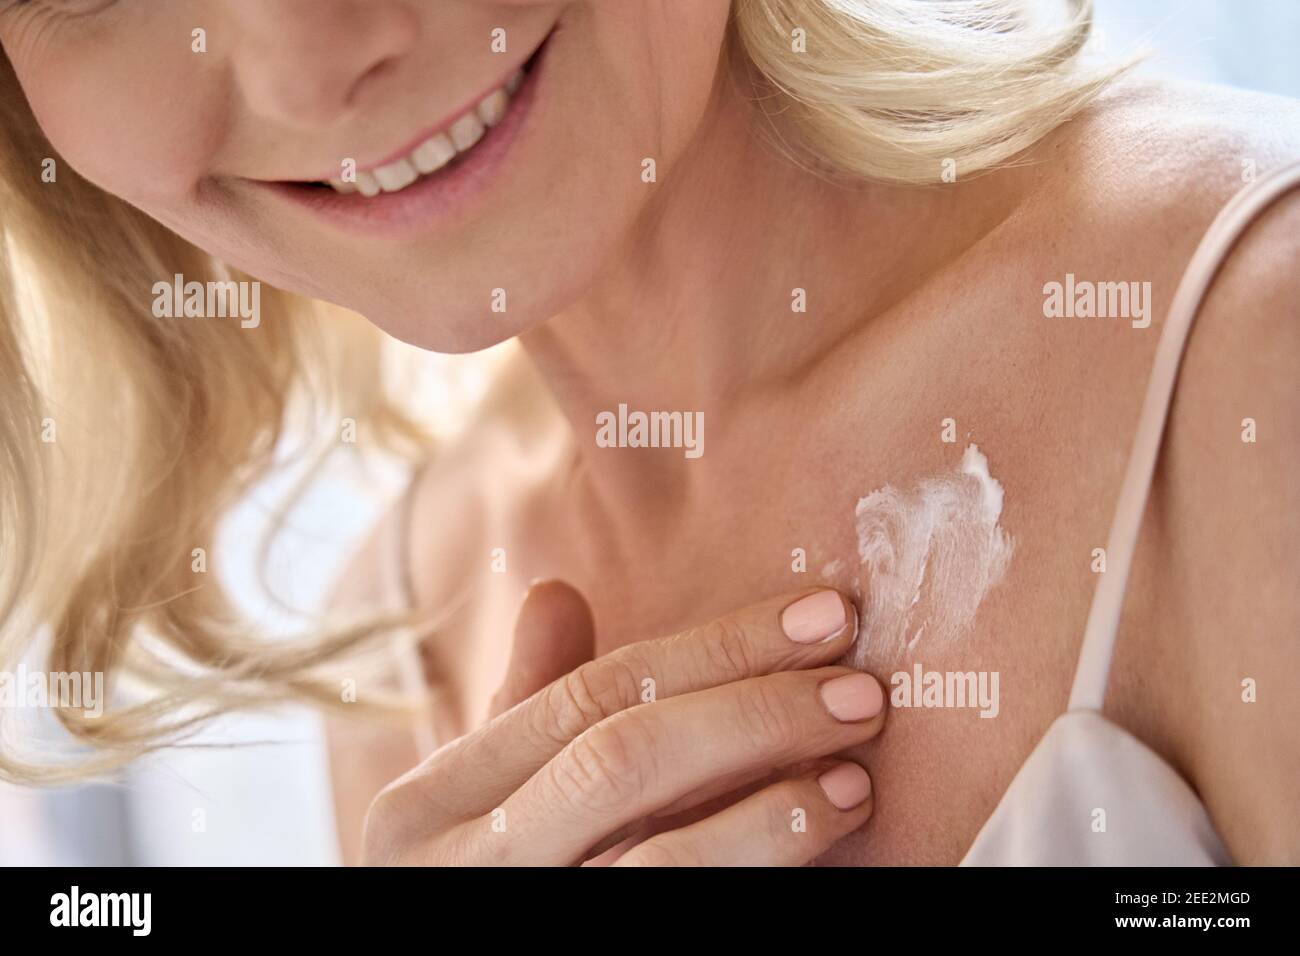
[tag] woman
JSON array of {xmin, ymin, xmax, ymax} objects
[{"xmin": 0, "ymin": 0, "xmax": 1296, "ymax": 866}]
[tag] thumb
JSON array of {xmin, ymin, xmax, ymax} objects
[{"xmin": 487, "ymin": 579, "xmax": 596, "ymax": 720}]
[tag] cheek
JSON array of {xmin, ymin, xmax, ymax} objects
[
  {"xmin": 371, "ymin": 6, "xmax": 734, "ymax": 351},
  {"xmin": 604, "ymin": 1, "xmax": 733, "ymax": 165},
  {"xmin": 17, "ymin": 36, "xmax": 222, "ymax": 204},
  {"xmin": 1, "ymin": 1, "xmax": 737, "ymax": 357}
]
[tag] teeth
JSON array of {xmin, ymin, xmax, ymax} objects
[
  {"xmin": 373, "ymin": 157, "xmax": 419, "ymax": 193},
  {"xmin": 477, "ymin": 89, "xmax": 508, "ymax": 128},
  {"xmin": 324, "ymin": 70, "xmax": 522, "ymax": 197},
  {"xmin": 355, "ymin": 171, "xmax": 381, "ymax": 198},
  {"xmin": 448, "ymin": 112, "xmax": 485, "ymax": 152},
  {"xmin": 412, "ymin": 133, "xmax": 456, "ymax": 174}
]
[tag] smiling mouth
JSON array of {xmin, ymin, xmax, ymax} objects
[{"xmin": 283, "ymin": 35, "xmax": 549, "ymax": 200}]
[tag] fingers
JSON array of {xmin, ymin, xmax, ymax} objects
[
  {"xmin": 487, "ymin": 580, "xmax": 595, "ymax": 720},
  {"xmin": 405, "ymin": 587, "xmax": 859, "ymax": 827},
  {"xmin": 452, "ymin": 665, "xmax": 886, "ymax": 864},
  {"xmin": 612, "ymin": 761, "xmax": 874, "ymax": 867}
]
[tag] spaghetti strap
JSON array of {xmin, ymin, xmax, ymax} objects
[{"xmin": 1068, "ymin": 159, "xmax": 1300, "ymax": 713}]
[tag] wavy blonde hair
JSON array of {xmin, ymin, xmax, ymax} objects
[{"xmin": 0, "ymin": 0, "xmax": 1123, "ymax": 782}]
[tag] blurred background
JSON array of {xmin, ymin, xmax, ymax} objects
[{"xmin": 2, "ymin": 0, "xmax": 1298, "ymax": 865}]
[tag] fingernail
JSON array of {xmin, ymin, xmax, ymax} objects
[
  {"xmin": 819, "ymin": 673, "xmax": 884, "ymax": 721},
  {"xmin": 781, "ymin": 590, "xmax": 848, "ymax": 644},
  {"xmin": 818, "ymin": 763, "xmax": 872, "ymax": 809}
]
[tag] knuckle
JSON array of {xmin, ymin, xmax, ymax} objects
[
  {"xmin": 362, "ymin": 777, "xmax": 474, "ymax": 867},
  {"xmin": 361, "ymin": 781, "xmax": 411, "ymax": 866},
  {"xmin": 759, "ymin": 779, "xmax": 856, "ymax": 862},
  {"xmin": 550, "ymin": 714, "xmax": 655, "ymax": 815},
  {"xmin": 538, "ymin": 658, "xmax": 641, "ymax": 743},
  {"xmin": 734, "ymin": 678, "xmax": 802, "ymax": 755},
  {"xmin": 699, "ymin": 615, "xmax": 758, "ymax": 683},
  {"xmin": 360, "ymin": 760, "xmax": 461, "ymax": 866},
  {"xmin": 769, "ymin": 781, "xmax": 820, "ymax": 841}
]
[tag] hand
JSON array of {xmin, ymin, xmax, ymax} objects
[{"xmin": 362, "ymin": 583, "xmax": 885, "ymax": 866}]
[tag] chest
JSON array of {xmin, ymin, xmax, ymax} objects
[
  {"xmin": 458, "ymin": 438, "xmax": 1162, "ymax": 862},
  {"xmin": 432, "ymin": 287, "xmax": 1176, "ymax": 862}
]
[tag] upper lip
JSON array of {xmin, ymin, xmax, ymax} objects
[{"xmin": 285, "ymin": 35, "xmax": 550, "ymax": 185}]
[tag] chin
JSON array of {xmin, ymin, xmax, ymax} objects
[{"xmin": 347, "ymin": 287, "xmax": 549, "ymax": 355}]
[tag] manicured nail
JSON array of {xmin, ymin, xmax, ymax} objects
[
  {"xmin": 819, "ymin": 673, "xmax": 884, "ymax": 721},
  {"xmin": 818, "ymin": 762, "xmax": 872, "ymax": 810},
  {"xmin": 781, "ymin": 590, "xmax": 848, "ymax": 644}
]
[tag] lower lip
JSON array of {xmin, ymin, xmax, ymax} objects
[{"xmin": 258, "ymin": 38, "xmax": 550, "ymax": 239}]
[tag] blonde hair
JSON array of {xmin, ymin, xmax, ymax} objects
[
  {"xmin": 0, "ymin": 0, "xmax": 1121, "ymax": 782},
  {"xmin": 0, "ymin": 52, "xmax": 426, "ymax": 782},
  {"xmin": 734, "ymin": 0, "xmax": 1122, "ymax": 183}
]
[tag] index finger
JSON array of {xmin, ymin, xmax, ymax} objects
[{"xmin": 406, "ymin": 587, "xmax": 859, "ymax": 824}]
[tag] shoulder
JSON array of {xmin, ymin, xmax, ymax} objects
[
  {"xmin": 982, "ymin": 78, "xmax": 1300, "ymax": 392},
  {"xmin": 1018, "ymin": 77, "xmax": 1300, "ymax": 272},
  {"xmin": 1091, "ymin": 78, "xmax": 1300, "ymax": 463},
  {"xmin": 404, "ymin": 362, "xmax": 570, "ymax": 613},
  {"xmin": 1038, "ymin": 76, "xmax": 1300, "ymax": 197},
  {"xmin": 1007, "ymin": 77, "xmax": 1300, "ymax": 861},
  {"xmin": 1019, "ymin": 75, "xmax": 1300, "ymax": 451},
  {"xmin": 330, "ymin": 351, "xmax": 568, "ymax": 617},
  {"xmin": 1054, "ymin": 79, "xmax": 1300, "ymax": 861},
  {"xmin": 1161, "ymin": 136, "xmax": 1300, "ymax": 865},
  {"xmin": 327, "ymin": 426, "xmax": 509, "ymax": 621}
]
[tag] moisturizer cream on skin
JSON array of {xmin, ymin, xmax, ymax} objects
[{"xmin": 844, "ymin": 444, "xmax": 1014, "ymax": 666}]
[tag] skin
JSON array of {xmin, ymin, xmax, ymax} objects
[
  {"xmin": 3, "ymin": 1, "xmax": 1297, "ymax": 865},
  {"xmin": 361, "ymin": 583, "xmax": 887, "ymax": 866}
]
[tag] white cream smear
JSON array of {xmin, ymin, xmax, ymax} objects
[{"xmin": 844, "ymin": 444, "xmax": 1014, "ymax": 666}]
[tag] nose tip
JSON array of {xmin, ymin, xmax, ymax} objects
[{"xmin": 230, "ymin": 0, "xmax": 418, "ymax": 128}]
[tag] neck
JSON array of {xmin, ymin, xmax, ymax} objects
[{"xmin": 519, "ymin": 59, "xmax": 986, "ymax": 527}]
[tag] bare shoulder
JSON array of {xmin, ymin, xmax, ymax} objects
[
  {"xmin": 1023, "ymin": 75, "xmax": 1300, "ymax": 495},
  {"xmin": 322, "ymin": 367, "xmax": 567, "ymax": 863},
  {"xmin": 404, "ymin": 366, "xmax": 570, "ymax": 614},
  {"xmin": 1031, "ymin": 76, "xmax": 1300, "ymax": 215},
  {"xmin": 1044, "ymin": 78, "xmax": 1300, "ymax": 862},
  {"xmin": 1159, "ymin": 159, "xmax": 1300, "ymax": 864},
  {"xmin": 987, "ymin": 77, "xmax": 1300, "ymax": 385},
  {"xmin": 322, "ymin": 466, "xmax": 437, "ymax": 867}
]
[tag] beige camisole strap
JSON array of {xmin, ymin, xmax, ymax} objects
[
  {"xmin": 1069, "ymin": 157, "xmax": 1300, "ymax": 712},
  {"xmin": 962, "ymin": 158, "xmax": 1300, "ymax": 866}
]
